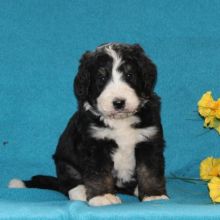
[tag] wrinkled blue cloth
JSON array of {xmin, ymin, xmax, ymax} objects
[
  {"xmin": 0, "ymin": 180, "xmax": 218, "ymax": 220},
  {"xmin": 1, "ymin": 0, "xmax": 220, "ymax": 219}
]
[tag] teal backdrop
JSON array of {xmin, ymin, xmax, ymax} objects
[{"xmin": 1, "ymin": 0, "xmax": 220, "ymax": 219}]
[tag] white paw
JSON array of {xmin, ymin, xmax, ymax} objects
[
  {"xmin": 68, "ymin": 185, "xmax": 87, "ymax": 201},
  {"xmin": 8, "ymin": 179, "xmax": 26, "ymax": 188},
  {"xmin": 142, "ymin": 195, "xmax": 169, "ymax": 202},
  {"xmin": 88, "ymin": 194, "xmax": 122, "ymax": 206}
]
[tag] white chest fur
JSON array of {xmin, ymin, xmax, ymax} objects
[{"xmin": 90, "ymin": 116, "xmax": 157, "ymax": 184}]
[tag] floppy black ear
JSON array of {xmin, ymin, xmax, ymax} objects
[
  {"xmin": 141, "ymin": 54, "xmax": 157, "ymax": 96},
  {"xmin": 132, "ymin": 44, "xmax": 157, "ymax": 97},
  {"xmin": 74, "ymin": 51, "xmax": 91, "ymax": 103}
]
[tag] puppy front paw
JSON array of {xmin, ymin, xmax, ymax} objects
[
  {"xmin": 142, "ymin": 195, "xmax": 169, "ymax": 202},
  {"xmin": 88, "ymin": 194, "xmax": 122, "ymax": 206}
]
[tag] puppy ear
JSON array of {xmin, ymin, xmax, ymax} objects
[
  {"xmin": 141, "ymin": 55, "xmax": 157, "ymax": 96},
  {"xmin": 133, "ymin": 44, "xmax": 157, "ymax": 97},
  {"xmin": 132, "ymin": 44, "xmax": 145, "ymax": 53},
  {"xmin": 74, "ymin": 51, "xmax": 91, "ymax": 103}
]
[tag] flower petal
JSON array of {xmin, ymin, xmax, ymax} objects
[{"xmin": 208, "ymin": 177, "xmax": 220, "ymax": 203}]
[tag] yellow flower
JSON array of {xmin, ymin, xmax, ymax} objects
[
  {"xmin": 198, "ymin": 91, "xmax": 220, "ymax": 134},
  {"xmin": 200, "ymin": 157, "xmax": 220, "ymax": 181},
  {"xmin": 198, "ymin": 91, "xmax": 215, "ymax": 118},
  {"xmin": 208, "ymin": 177, "xmax": 220, "ymax": 203},
  {"xmin": 215, "ymin": 121, "xmax": 220, "ymax": 134},
  {"xmin": 213, "ymin": 118, "xmax": 220, "ymax": 135},
  {"xmin": 214, "ymin": 99, "xmax": 220, "ymax": 119},
  {"xmin": 204, "ymin": 116, "xmax": 215, "ymax": 128}
]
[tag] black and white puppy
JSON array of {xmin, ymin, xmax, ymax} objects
[{"xmin": 9, "ymin": 43, "xmax": 168, "ymax": 206}]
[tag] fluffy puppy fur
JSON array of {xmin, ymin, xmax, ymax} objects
[{"xmin": 9, "ymin": 43, "xmax": 167, "ymax": 206}]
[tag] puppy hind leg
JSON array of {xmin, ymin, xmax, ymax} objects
[
  {"xmin": 56, "ymin": 161, "xmax": 84, "ymax": 200},
  {"xmin": 68, "ymin": 185, "xmax": 87, "ymax": 201}
]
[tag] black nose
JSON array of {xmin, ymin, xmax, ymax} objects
[{"xmin": 112, "ymin": 99, "xmax": 125, "ymax": 110}]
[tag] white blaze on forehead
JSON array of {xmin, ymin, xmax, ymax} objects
[{"xmin": 105, "ymin": 46, "xmax": 123, "ymax": 83}]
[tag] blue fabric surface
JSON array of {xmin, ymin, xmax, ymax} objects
[
  {"xmin": 1, "ymin": 0, "xmax": 220, "ymax": 219},
  {"xmin": 0, "ymin": 180, "xmax": 219, "ymax": 220}
]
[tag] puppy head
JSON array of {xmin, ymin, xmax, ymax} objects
[{"xmin": 74, "ymin": 43, "xmax": 157, "ymax": 119}]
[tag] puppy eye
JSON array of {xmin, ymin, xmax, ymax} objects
[
  {"xmin": 97, "ymin": 68, "xmax": 108, "ymax": 82},
  {"xmin": 96, "ymin": 73, "xmax": 108, "ymax": 86},
  {"xmin": 98, "ymin": 75, "xmax": 107, "ymax": 82},
  {"xmin": 125, "ymin": 72, "xmax": 134, "ymax": 80}
]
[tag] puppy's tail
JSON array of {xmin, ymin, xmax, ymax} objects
[{"xmin": 8, "ymin": 175, "xmax": 59, "ymax": 191}]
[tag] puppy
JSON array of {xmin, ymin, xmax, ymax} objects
[{"xmin": 9, "ymin": 43, "xmax": 168, "ymax": 206}]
